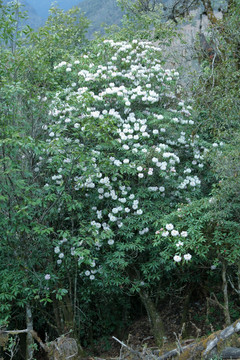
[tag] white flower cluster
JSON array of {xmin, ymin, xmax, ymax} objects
[
  {"xmin": 43, "ymin": 39, "xmax": 206, "ymax": 274},
  {"xmin": 178, "ymin": 175, "xmax": 201, "ymax": 189},
  {"xmin": 156, "ymin": 224, "xmax": 191, "ymax": 263}
]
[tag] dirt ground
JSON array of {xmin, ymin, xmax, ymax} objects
[{"xmin": 89, "ymin": 297, "xmax": 224, "ymax": 359}]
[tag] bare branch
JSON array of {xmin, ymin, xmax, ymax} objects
[{"xmin": 112, "ymin": 336, "xmax": 144, "ymax": 359}]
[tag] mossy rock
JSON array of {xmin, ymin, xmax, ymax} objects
[{"xmin": 47, "ymin": 337, "xmax": 78, "ymax": 360}]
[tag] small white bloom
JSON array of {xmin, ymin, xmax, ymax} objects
[
  {"xmin": 171, "ymin": 230, "xmax": 179, "ymax": 236},
  {"xmin": 59, "ymin": 253, "xmax": 64, "ymax": 259},
  {"xmin": 166, "ymin": 224, "xmax": 174, "ymax": 231},
  {"xmin": 176, "ymin": 241, "xmax": 184, "ymax": 247},
  {"xmin": 181, "ymin": 231, "xmax": 188, "ymax": 237},
  {"xmin": 184, "ymin": 253, "xmax": 192, "ymax": 261},
  {"xmin": 173, "ymin": 255, "xmax": 181, "ymax": 262},
  {"xmin": 45, "ymin": 274, "xmax": 51, "ymax": 280},
  {"xmin": 108, "ymin": 239, "xmax": 114, "ymax": 245},
  {"xmin": 85, "ymin": 270, "xmax": 90, "ymax": 276},
  {"xmin": 54, "ymin": 246, "xmax": 60, "ymax": 254},
  {"xmin": 162, "ymin": 231, "xmax": 169, "ymax": 237}
]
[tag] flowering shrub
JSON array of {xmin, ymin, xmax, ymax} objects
[
  {"xmin": 37, "ymin": 39, "xmax": 208, "ymax": 292},
  {"xmin": 155, "ymin": 224, "xmax": 192, "ymax": 263}
]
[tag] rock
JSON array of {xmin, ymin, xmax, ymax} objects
[
  {"xmin": 221, "ymin": 347, "xmax": 240, "ymax": 359},
  {"xmin": 47, "ymin": 336, "xmax": 78, "ymax": 360}
]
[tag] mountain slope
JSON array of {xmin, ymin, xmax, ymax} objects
[
  {"xmin": 23, "ymin": 0, "xmax": 85, "ymax": 18},
  {"xmin": 21, "ymin": 1, "xmax": 44, "ymax": 28},
  {"xmin": 78, "ymin": 0, "xmax": 124, "ymax": 35}
]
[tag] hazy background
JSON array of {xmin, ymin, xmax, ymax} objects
[
  {"xmin": 25, "ymin": 0, "xmax": 84, "ymax": 18},
  {"xmin": 11, "ymin": 0, "xmax": 124, "ymax": 35}
]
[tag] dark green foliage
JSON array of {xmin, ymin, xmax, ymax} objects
[{"xmin": 0, "ymin": 0, "xmax": 239, "ymax": 356}]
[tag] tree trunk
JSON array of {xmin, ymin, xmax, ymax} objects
[
  {"xmin": 139, "ymin": 290, "xmax": 165, "ymax": 347},
  {"xmin": 201, "ymin": 0, "xmax": 218, "ymax": 25},
  {"xmin": 26, "ymin": 304, "xmax": 34, "ymax": 360},
  {"xmin": 222, "ymin": 260, "xmax": 231, "ymax": 326},
  {"xmin": 181, "ymin": 287, "xmax": 193, "ymax": 338},
  {"xmin": 237, "ymin": 261, "xmax": 240, "ymax": 295},
  {"xmin": 52, "ymin": 297, "xmax": 83, "ymax": 353}
]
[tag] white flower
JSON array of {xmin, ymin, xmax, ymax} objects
[
  {"xmin": 138, "ymin": 173, "xmax": 144, "ymax": 178},
  {"xmin": 85, "ymin": 270, "xmax": 90, "ymax": 276},
  {"xmin": 91, "ymin": 111, "xmax": 100, "ymax": 118},
  {"xmin": 49, "ymin": 132, "xmax": 55, "ymax": 137},
  {"xmin": 123, "ymin": 159, "xmax": 130, "ymax": 164},
  {"xmin": 90, "ymin": 275, "xmax": 95, "ymax": 280},
  {"xmin": 176, "ymin": 241, "xmax": 184, "ymax": 247},
  {"xmin": 181, "ymin": 231, "xmax": 188, "ymax": 237},
  {"xmin": 108, "ymin": 239, "xmax": 114, "ymax": 245},
  {"xmin": 45, "ymin": 274, "xmax": 51, "ymax": 280},
  {"xmin": 159, "ymin": 186, "xmax": 165, "ymax": 192},
  {"xmin": 54, "ymin": 246, "xmax": 60, "ymax": 254},
  {"xmin": 184, "ymin": 253, "xmax": 192, "ymax": 261},
  {"xmin": 162, "ymin": 231, "xmax": 169, "ymax": 237},
  {"xmin": 166, "ymin": 224, "xmax": 174, "ymax": 231},
  {"xmin": 59, "ymin": 253, "xmax": 64, "ymax": 259},
  {"xmin": 136, "ymin": 209, "xmax": 143, "ymax": 215},
  {"xmin": 171, "ymin": 230, "xmax": 179, "ymax": 236},
  {"xmin": 173, "ymin": 255, "xmax": 181, "ymax": 262},
  {"xmin": 137, "ymin": 166, "xmax": 143, "ymax": 171}
]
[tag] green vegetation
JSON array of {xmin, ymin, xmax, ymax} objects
[{"xmin": 0, "ymin": 0, "xmax": 239, "ymax": 358}]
